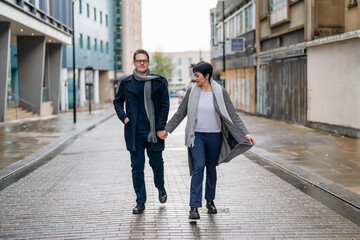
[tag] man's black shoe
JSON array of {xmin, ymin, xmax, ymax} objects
[
  {"xmin": 132, "ymin": 203, "xmax": 145, "ymax": 214},
  {"xmin": 158, "ymin": 188, "xmax": 167, "ymax": 203},
  {"xmin": 206, "ymin": 201, "xmax": 217, "ymax": 214},
  {"xmin": 189, "ymin": 207, "xmax": 200, "ymax": 219}
]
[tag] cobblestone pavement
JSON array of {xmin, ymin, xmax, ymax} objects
[{"xmin": 0, "ymin": 112, "xmax": 359, "ymax": 239}]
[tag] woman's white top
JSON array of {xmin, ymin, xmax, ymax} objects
[{"xmin": 195, "ymin": 91, "xmax": 222, "ymax": 133}]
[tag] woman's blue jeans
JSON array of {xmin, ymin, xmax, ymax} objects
[{"xmin": 189, "ymin": 132, "xmax": 222, "ymax": 208}]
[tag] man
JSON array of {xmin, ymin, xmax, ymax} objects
[{"xmin": 113, "ymin": 49, "xmax": 169, "ymax": 214}]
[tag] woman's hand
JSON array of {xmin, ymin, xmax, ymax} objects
[
  {"xmin": 246, "ymin": 135, "xmax": 255, "ymax": 144},
  {"xmin": 157, "ymin": 130, "xmax": 168, "ymax": 140},
  {"xmin": 124, "ymin": 117, "xmax": 130, "ymax": 124}
]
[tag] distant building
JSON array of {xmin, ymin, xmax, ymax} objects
[
  {"xmin": 61, "ymin": 0, "xmax": 115, "ymax": 111},
  {"xmin": 210, "ymin": 0, "xmax": 256, "ymax": 114},
  {"xmin": 151, "ymin": 51, "xmax": 211, "ymax": 88},
  {"xmin": 115, "ymin": 0, "xmax": 142, "ymax": 76},
  {"xmin": 111, "ymin": 0, "xmax": 142, "ymax": 95},
  {"xmin": 1, "ymin": 0, "xmax": 72, "ymax": 122}
]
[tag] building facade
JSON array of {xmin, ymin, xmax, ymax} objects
[
  {"xmin": 210, "ymin": 0, "xmax": 257, "ymax": 114},
  {"xmin": 305, "ymin": 1, "xmax": 360, "ymax": 137},
  {"xmin": 61, "ymin": 0, "xmax": 115, "ymax": 111},
  {"xmin": 111, "ymin": 0, "xmax": 142, "ymax": 93},
  {"xmin": 120, "ymin": 0, "xmax": 142, "ymax": 76},
  {"xmin": 0, "ymin": 0, "xmax": 72, "ymax": 122},
  {"xmin": 256, "ymin": 0, "xmax": 359, "ymax": 137}
]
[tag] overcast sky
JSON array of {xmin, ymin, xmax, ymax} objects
[{"xmin": 142, "ymin": 0, "xmax": 218, "ymax": 53}]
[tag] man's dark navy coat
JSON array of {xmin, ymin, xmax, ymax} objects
[{"xmin": 113, "ymin": 74, "xmax": 169, "ymax": 152}]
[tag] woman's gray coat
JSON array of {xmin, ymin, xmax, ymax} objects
[{"xmin": 165, "ymin": 87, "xmax": 253, "ymax": 175}]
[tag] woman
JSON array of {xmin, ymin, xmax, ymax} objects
[{"xmin": 159, "ymin": 61, "xmax": 255, "ymax": 220}]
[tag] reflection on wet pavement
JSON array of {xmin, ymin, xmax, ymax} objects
[
  {"xmin": 239, "ymin": 113, "xmax": 360, "ymax": 194},
  {"xmin": 0, "ymin": 109, "xmax": 114, "ymax": 170}
]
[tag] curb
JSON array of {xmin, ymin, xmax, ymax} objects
[
  {"xmin": 0, "ymin": 111, "xmax": 116, "ymax": 182},
  {"xmin": 248, "ymin": 146, "xmax": 360, "ymax": 209}
]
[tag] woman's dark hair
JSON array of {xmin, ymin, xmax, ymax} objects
[{"xmin": 192, "ymin": 61, "xmax": 213, "ymax": 81}]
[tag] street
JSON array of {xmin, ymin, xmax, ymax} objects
[{"xmin": 0, "ymin": 99, "xmax": 359, "ymax": 239}]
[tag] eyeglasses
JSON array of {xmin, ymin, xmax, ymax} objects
[{"xmin": 134, "ymin": 60, "xmax": 149, "ymax": 64}]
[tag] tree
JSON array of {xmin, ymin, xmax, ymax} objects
[{"xmin": 150, "ymin": 52, "xmax": 172, "ymax": 79}]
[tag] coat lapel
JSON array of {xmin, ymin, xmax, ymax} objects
[
  {"xmin": 151, "ymin": 79, "xmax": 162, "ymax": 96},
  {"xmin": 126, "ymin": 77, "xmax": 139, "ymax": 96}
]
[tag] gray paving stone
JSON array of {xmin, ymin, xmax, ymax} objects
[{"xmin": 0, "ymin": 115, "xmax": 359, "ymax": 239}]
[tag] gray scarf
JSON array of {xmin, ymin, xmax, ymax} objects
[
  {"xmin": 186, "ymin": 79, "xmax": 233, "ymax": 147},
  {"xmin": 133, "ymin": 69, "xmax": 159, "ymax": 143}
]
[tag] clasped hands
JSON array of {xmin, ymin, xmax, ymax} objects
[{"xmin": 157, "ymin": 130, "xmax": 168, "ymax": 140}]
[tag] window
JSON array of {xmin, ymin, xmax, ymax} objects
[
  {"xmin": 94, "ymin": 7, "xmax": 96, "ymax": 21},
  {"xmin": 106, "ymin": 42, "xmax": 109, "ymax": 54},
  {"xmin": 245, "ymin": 7, "xmax": 249, "ymax": 31},
  {"xmin": 105, "ymin": 14, "xmax": 108, "ymax": 26},
  {"xmin": 87, "ymin": 36, "xmax": 90, "ymax": 50},
  {"xmin": 188, "ymin": 58, "xmax": 192, "ymax": 66},
  {"xmin": 79, "ymin": 0, "xmax": 82, "ymax": 14},
  {"xmin": 94, "ymin": 38, "xmax": 97, "ymax": 51},
  {"xmin": 178, "ymin": 70, "xmax": 182, "ymax": 79},
  {"xmin": 178, "ymin": 58, "xmax": 182, "ymax": 66},
  {"xmin": 100, "ymin": 11, "xmax": 102, "ymax": 24},
  {"xmin": 270, "ymin": 0, "xmax": 288, "ymax": 25},
  {"xmin": 79, "ymin": 33, "xmax": 83, "ymax": 48},
  {"xmin": 86, "ymin": 3, "xmax": 90, "ymax": 18},
  {"xmin": 100, "ymin": 40, "xmax": 103, "ymax": 52}
]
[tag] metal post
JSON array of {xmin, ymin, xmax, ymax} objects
[
  {"xmin": 72, "ymin": 0, "xmax": 77, "ymax": 123},
  {"xmin": 88, "ymin": 85, "xmax": 91, "ymax": 114},
  {"xmin": 222, "ymin": 0, "xmax": 226, "ymax": 86}
]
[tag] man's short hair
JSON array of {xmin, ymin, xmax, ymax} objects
[
  {"xmin": 133, "ymin": 49, "xmax": 149, "ymax": 61},
  {"xmin": 193, "ymin": 61, "xmax": 213, "ymax": 81}
]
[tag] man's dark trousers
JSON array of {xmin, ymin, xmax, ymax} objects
[{"xmin": 130, "ymin": 133, "xmax": 165, "ymax": 203}]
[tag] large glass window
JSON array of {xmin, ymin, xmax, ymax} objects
[{"xmin": 219, "ymin": 3, "xmax": 254, "ymax": 38}]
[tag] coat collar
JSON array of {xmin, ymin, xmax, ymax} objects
[{"xmin": 126, "ymin": 74, "xmax": 163, "ymax": 96}]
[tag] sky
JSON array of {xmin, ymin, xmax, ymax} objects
[{"xmin": 142, "ymin": 0, "xmax": 218, "ymax": 53}]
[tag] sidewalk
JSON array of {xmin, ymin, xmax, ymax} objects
[
  {"xmin": 0, "ymin": 104, "xmax": 359, "ymax": 239},
  {"xmin": 0, "ymin": 108, "xmax": 115, "ymax": 180},
  {"xmin": 238, "ymin": 112, "xmax": 360, "ymax": 208}
]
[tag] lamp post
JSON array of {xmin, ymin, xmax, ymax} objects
[
  {"xmin": 222, "ymin": 0, "xmax": 226, "ymax": 87},
  {"xmin": 72, "ymin": 0, "xmax": 77, "ymax": 123}
]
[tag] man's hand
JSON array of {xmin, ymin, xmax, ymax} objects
[
  {"xmin": 246, "ymin": 135, "xmax": 255, "ymax": 144},
  {"xmin": 157, "ymin": 130, "xmax": 168, "ymax": 140},
  {"xmin": 124, "ymin": 117, "xmax": 130, "ymax": 124}
]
